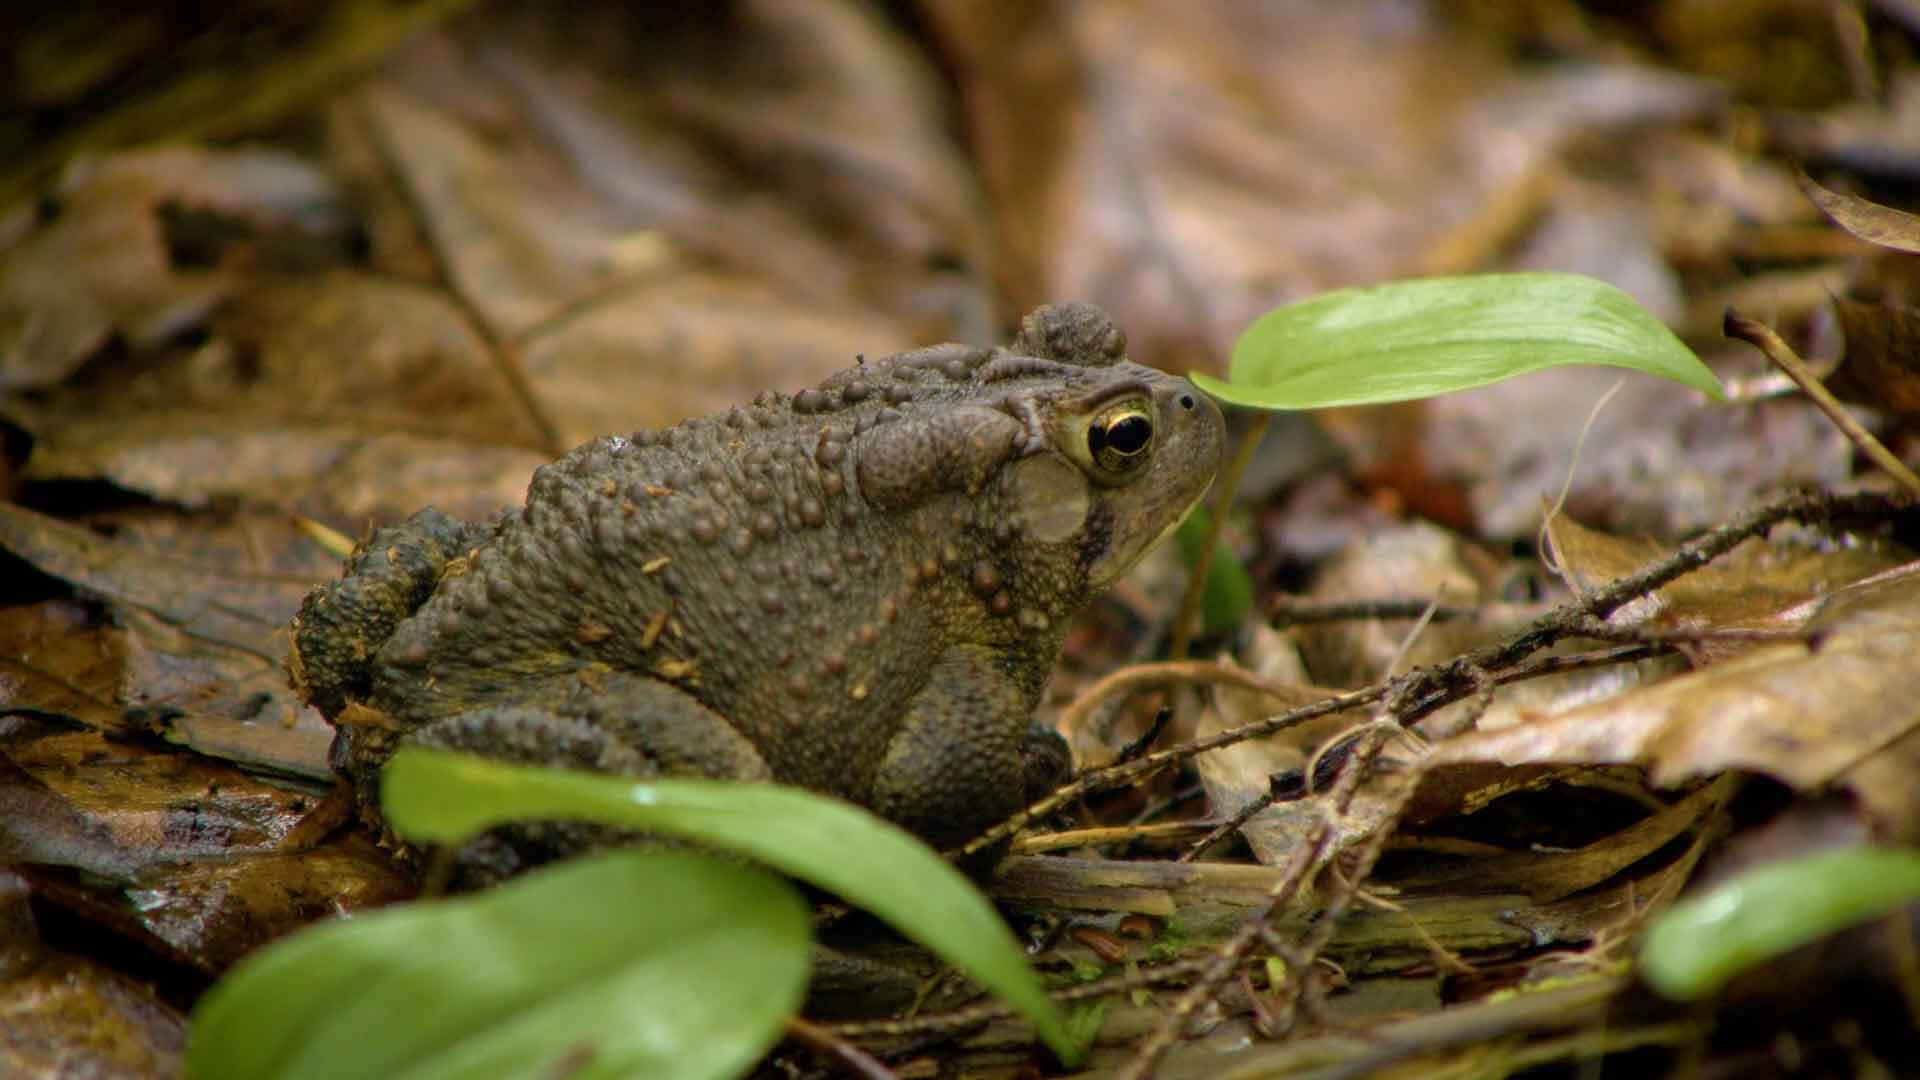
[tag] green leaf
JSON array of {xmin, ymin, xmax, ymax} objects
[
  {"xmin": 188, "ymin": 851, "xmax": 810, "ymax": 1080},
  {"xmin": 1174, "ymin": 507, "xmax": 1253, "ymax": 635},
  {"xmin": 1640, "ymin": 846, "xmax": 1920, "ymax": 1002},
  {"xmin": 379, "ymin": 748, "xmax": 1081, "ymax": 1064},
  {"xmin": 1192, "ymin": 272, "xmax": 1724, "ymax": 410}
]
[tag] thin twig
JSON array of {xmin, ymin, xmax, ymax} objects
[
  {"xmin": 490, "ymin": 339, "xmax": 568, "ymax": 459},
  {"xmin": 961, "ymin": 636, "xmax": 1666, "ymax": 864},
  {"xmin": 1381, "ymin": 597, "xmax": 1443, "ymax": 678},
  {"xmin": 785, "ymin": 1016, "xmax": 899, "ymax": 1080},
  {"xmin": 1112, "ymin": 707, "xmax": 1174, "ymax": 766},
  {"xmin": 959, "ymin": 675, "xmax": 1385, "ymax": 860},
  {"xmin": 1261, "ymin": 745, "xmax": 1422, "ymax": 1041},
  {"xmin": 1057, "ymin": 660, "xmax": 1341, "ymax": 737},
  {"xmin": 1566, "ymin": 613, "xmax": 1806, "ymax": 647},
  {"xmin": 1114, "ymin": 725, "xmax": 1401, "ymax": 1080},
  {"xmin": 1013, "ymin": 820, "xmax": 1211, "ymax": 855},
  {"xmin": 1724, "ymin": 308, "xmax": 1920, "ymax": 497},
  {"xmin": 1268, "ymin": 598, "xmax": 1490, "ymax": 626},
  {"xmin": 1177, "ymin": 788, "xmax": 1280, "ymax": 864},
  {"xmin": 825, "ymin": 957, "xmax": 1213, "ymax": 1043}
]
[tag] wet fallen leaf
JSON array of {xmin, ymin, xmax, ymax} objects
[
  {"xmin": 0, "ymin": 505, "xmax": 334, "ymax": 777},
  {"xmin": 0, "ymin": 871, "xmax": 185, "ymax": 1080},
  {"xmin": 0, "ymin": 599, "xmax": 127, "ymax": 734},
  {"xmin": 123, "ymin": 840, "xmax": 412, "ymax": 974},
  {"xmin": 4, "ymin": 709, "xmax": 404, "ymax": 975},
  {"xmin": 5, "ymin": 727, "xmax": 326, "ymax": 872}
]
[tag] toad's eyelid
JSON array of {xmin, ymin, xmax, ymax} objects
[{"xmin": 1064, "ymin": 379, "xmax": 1154, "ymax": 415}]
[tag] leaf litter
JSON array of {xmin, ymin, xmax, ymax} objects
[{"xmin": 7, "ymin": 3, "xmax": 1920, "ymax": 1077}]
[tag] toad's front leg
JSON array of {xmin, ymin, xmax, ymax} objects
[{"xmin": 868, "ymin": 646, "xmax": 1069, "ymax": 854}]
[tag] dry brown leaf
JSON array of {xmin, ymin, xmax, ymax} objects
[
  {"xmin": 1432, "ymin": 563, "xmax": 1920, "ymax": 830},
  {"xmin": 0, "ymin": 146, "xmax": 351, "ymax": 391},
  {"xmin": 1397, "ymin": 774, "xmax": 1734, "ymax": 904},
  {"xmin": 520, "ymin": 272, "xmax": 913, "ymax": 446},
  {"xmin": 1829, "ymin": 297, "xmax": 1920, "ymax": 417},
  {"xmin": 923, "ymin": 1, "xmax": 1719, "ymax": 371},
  {"xmin": 1360, "ymin": 365, "xmax": 1851, "ymax": 538},
  {"xmin": 350, "ymin": 80, "xmax": 611, "ymax": 341},
  {"xmin": 1547, "ymin": 511, "xmax": 1913, "ymax": 641},
  {"xmin": 11, "ymin": 270, "xmax": 543, "ymax": 510},
  {"xmin": 305, "ymin": 433, "xmax": 541, "ymax": 526},
  {"xmin": 1293, "ymin": 522, "xmax": 1501, "ymax": 688},
  {"xmin": 360, "ymin": 1, "xmax": 992, "ymax": 343},
  {"xmin": 1192, "ymin": 665, "xmax": 1369, "ymax": 866},
  {"xmin": 1797, "ymin": 170, "xmax": 1920, "ymax": 255}
]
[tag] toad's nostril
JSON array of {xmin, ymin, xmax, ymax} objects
[{"xmin": 1178, "ymin": 393, "xmax": 1196, "ymax": 411}]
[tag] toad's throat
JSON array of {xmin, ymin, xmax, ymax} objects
[{"xmin": 1090, "ymin": 484, "xmax": 1213, "ymax": 589}]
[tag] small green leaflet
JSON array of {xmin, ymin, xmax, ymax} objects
[
  {"xmin": 1174, "ymin": 506, "xmax": 1252, "ymax": 636},
  {"xmin": 379, "ymin": 748, "xmax": 1081, "ymax": 1062},
  {"xmin": 1639, "ymin": 846, "xmax": 1920, "ymax": 1001},
  {"xmin": 188, "ymin": 851, "xmax": 811, "ymax": 1080},
  {"xmin": 1192, "ymin": 272, "xmax": 1724, "ymax": 410}
]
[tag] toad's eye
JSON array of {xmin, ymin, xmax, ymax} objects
[{"xmin": 1088, "ymin": 404, "xmax": 1154, "ymax": 472}]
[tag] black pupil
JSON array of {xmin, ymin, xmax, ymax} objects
[{"xmin": 1105, "ymin": 414, "xmax": 1152, "ymax": 455}]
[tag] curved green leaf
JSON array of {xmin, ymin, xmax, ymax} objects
[
  {"xmin": 378, "ymin": 748, "xmax": 1080, "ymax": 1064},
  {"xmin": 188, "ymin": 850, "xmax": 810, "ymax": 1080},
  {"xmin": 1640, "ymin": 846, "xmax": 1920, "ymax": 1001},
  {"xmin": 1193, "ymin": 272, "xmax": 1723, "ymax": 410}
]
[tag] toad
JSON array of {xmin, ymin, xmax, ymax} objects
[{"xmin": 290, "ymin": 303, "xmax": 1223, "ymax": 871}]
